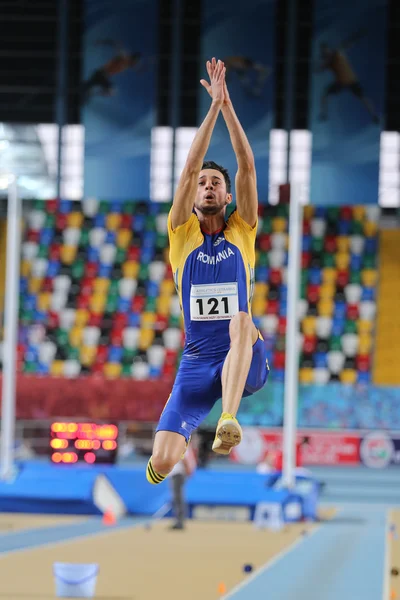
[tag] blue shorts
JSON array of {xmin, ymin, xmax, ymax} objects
[{"xmin": 156, "ymin": 336, "xmax": 269, "ymax": 442}]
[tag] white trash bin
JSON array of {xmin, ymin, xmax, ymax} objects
[{"xmin": 53, "ymin": 562, "xmax": 99, "ymax": 598}]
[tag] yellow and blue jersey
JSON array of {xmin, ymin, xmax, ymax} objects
[{"xmin": 168, "ymin": 209, "xmax": 257, "ymax": 359}]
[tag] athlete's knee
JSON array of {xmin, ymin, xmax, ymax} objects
[
  {"xmin": 151, "ymin": 449, "xmax": 178, "ymax": 475},
  {"xmin": 229, "ymin": 311, "xmax": 253, "ymax": 342}
]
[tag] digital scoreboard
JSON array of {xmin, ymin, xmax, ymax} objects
[{"xmin": 50, "ymin": 422, "xmax": 119, "ymax": 464}]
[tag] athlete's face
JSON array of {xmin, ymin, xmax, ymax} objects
[{"xmin": 195, "ymin": 169, "xmax": 232, "ymax": 216}]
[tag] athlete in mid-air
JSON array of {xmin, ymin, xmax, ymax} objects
[
  {"xmin": 316, "ymin": 34, "xmax": 379, "ymax": 124},
  {"xmin": 146, "ymin": 58, "xmax": 269, "ymax": 485},
  {"xmin": 82, "ymin": 39, "xmax": 141, "ymax": 103},
  {"xmin": 224, "ymin": 55, "xmax": 271, "ymax": 97}
]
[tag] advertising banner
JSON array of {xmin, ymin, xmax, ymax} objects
[
  {"xmin": 200, "ymin": 0, "xmax": 276, "ymax": 203},
  {"xmin": 309, "ymin": 0, "xmax": 387, "ymax": 205},
  {"xmin": 82, "ymin": 0, "xmax": 158, "ymax": 200}
]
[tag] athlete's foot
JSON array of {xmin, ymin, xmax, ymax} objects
[
  {"xmin": 212, "ymin": 413, "xmax": 242, "ymax": 455},
  {"xmin": 169, "ymin": 522, "xmax": 184, "ymax": 530}
]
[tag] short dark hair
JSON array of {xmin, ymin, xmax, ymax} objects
[{"xmin": 201, "ymin": 160, "xmax": 231, "ymax": 193}]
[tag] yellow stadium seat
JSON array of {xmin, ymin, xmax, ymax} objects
[
  {"xmin": 103, "ymin": 362, "xmax": 122, "ymax": 379},
  {"xmin": 340, "ymin": 369, "xmax": 357, "ymax": 384},
  {"xmin": 303, "ymin": 206, "xmax": 314, "ymax": 220},
  {"xmin": 272, "ymin": 217, "xmax": 287, "ymax": 233},
  {"xmin": 302, "ymin": 316, "xmax": 316, "ymax": 336},
  {"xmin": 254, "ymin": 282, "xmax": 268, "ymax": 299},
  {"xmin": 361, "ymin": 269, "xmax": 378, "ymax": 287},
  {"xmin": 80, "ymin": 346, "xmax": 97, "ymax": 367},
  {"xmin": 106, "ymin": 213, "xmax": 122, "ymax": 231},
  {"xmin": 322, "ymin": 268, "xmax": 337, "ymax": 284},
  {"xmin": 160, "ymin": 279, "xmax": 175, "ymax": 296},
  {"xmin": 51, "ymin": 360, "xmax": 64, "ymax": 377},
  {"xmin": 21, "ymin": 259, "xmax": 31, "ymax": 277},
  {"xmin": 352, "ymin": 206, "xmax": 365, "ymax": 222},
  {"xmin": 75, "ymin": 308, "xmax": 89, "ymax": 327},
  {"xmin": 122, "ymin": 260, "xmax": 139, "ymax": 279},
  {"xmin": 139, "ymin": 328, "xmax": 155, "ymax": 351},
  {"xmin": 335, "ymin": 252, "xmax": 350, "ymax": 270},
  {"xmin": 336, "ymin": 236, "xmax": 350, "ymax": 253},
  {"xmin": 317, "ymin": 299, "xmax": 334, "ymax": 317},
  {"xmin": 37, "ymin": 292, "xmax": 51, "ymax": 312},
  {"xmin": 67, "ymin": 212, "xmax": 84, "ymax": 228},
  {"xmin": 299, "ymin": 368, "xmax": 314, "ymax": 384},
  {"xmin": 90, "ymin": 295, "xmax": 106, "ymax": 314},
  {"xmin": 252, "ymin": 297, "xmax": 266, "ymax": 318},
  {"xmin": 93, "ymin": 277, "xmax": 110, "ymax": 294},
  {"xmin": 358, "ymin": 333, "xmax": 372, "ymax": 354},
  {"xmin": 117, "ymin": 229, "xmax": 132, "ymax": 249},
  {"xmin": 157, "ymin": 296, "xmax": 171, "ymax": 317},
  {"xmin": 141, "ymin": 312, "xmax": 156, "ymax": 328},
  {"xmin": 364, "ymin": 221, "xmax": 378, "ymax": 237},
  {"xmin": 319, "ymin": 283, "xmax": 335, "ymax": 300},
  {"xmin": 69, "ymin": 326, "xmax": 83, "ymax": 347},
  {"xmin": 28, "ymin": 277, "xmax": 43, "ymax": 294},
  {"xmin": 357, "ymin": 319, "xmax": 373, "ymax": 335},
  {"xmin": 60, "ymin": 245, "xmax": 77, "ymax": 265}
]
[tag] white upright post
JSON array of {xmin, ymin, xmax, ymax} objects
[
  {"xmin": 282, "ymin": 183, "xmax": 303, "ymax": 488},
  {"xmin": 1, "ymin": 179, "xmax": 21, "ymax": 480}
]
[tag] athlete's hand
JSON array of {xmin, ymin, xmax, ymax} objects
[{"xmin": 200, "ymin": 57, "xmax": 226, "ymax": 106}]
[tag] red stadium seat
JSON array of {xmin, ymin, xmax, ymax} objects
[
  {"xmin": 76, "ymin": 295, "xmax": 90, "ymax": 310},
  {"xmin": 121, "ymin": 214, "xmax": 133, "ymax": 229},
  {"xmin": 356, "ymin": 354, "xmax": 371, "ymax": 372},
  {"xmin": 303, "ymin": 335, "xmax": 317, "ymax": 354},
  {"xmin": 42, "ymin": 277, "xmax": 53, "ymax": 292},
  {"xmin": 49, "ymin": 243, "xmax": 61, "ymax": 261},
  {"xmin": 273, "ymin": 350, "xmax": 285, "ymax": 370},
  {"xmin": 346, "ymin": 304, "xmax": 360, "ymax": 320},
  {"xmin": 46, "ymin": 199, "xmax": 59, "ymax": 214},
  {"xmin": 155, "ymin": 314, "xmax": 168, "ymax": 332},
  {"xmin": 127, "ymin": 246, "xmax": 141, "ymax": 261},
  {"xmin": 56, "ymin": 213, "xmax": 68, "ymax": 231},
  {"xmin": 84, "ymin": 262, "xmax": 99, "ymax": 278},
  {"xmin": 336, "ymin": 270, "xmax": 350, "ymax": 288},
  {"xmin": 88, "ymin": 313, "xmax": 103, "ymax": 327},
  {"xmin": 301, "ymin": 252, "xmax": 311, "ymax": 268},
  {"xmin": 340, "ymin": 207, "xmax": 353, "ymax": 221},
  {"xmin": 27, "ymin": 230, "xmax": 40, "ymax": 243},
  {"xmin": 47, "ymin": 311, "xmax": 59, "ymax": 329},
  {"xmin": 131, "ymin": 296, "xmax": 146, "ymax": 313},
  {"xmin": 307, "ymin": 284, "xmax": 320, "ymax": 304},
  {"xmin": 324, "ymin": 235, "xmax": 337, "ymax": 253},
  {"xmin": 302, "ymin": 220, "xmax": 311, "ymax": 235},
  {"xmin": 266, "ymin": 299, "xmax": 279, "ymax": 315},
  {"xmin": 269, "ymin": 268, "xmax": 282, "ymax": 287},
  {"xmin": 114, "ymin": 312, "xmax": 129, "ymax": 329},
  {"xmin": 277, "ymin": 316, "xmax": 287, "ymax": 335},
  {"xmin": 259, "ymin": 234, "xmax": 271, "ymax": 252},
  {"xmin": 110, "ymin": 329, "xmax": 123, "ymax": 346}
]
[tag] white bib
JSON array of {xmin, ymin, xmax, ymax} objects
[{"xmin": 190, "ymin": 282, "xmax": 239, "ymax": 321}]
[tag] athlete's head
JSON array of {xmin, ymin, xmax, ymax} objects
[{"xmin": 195, "ymin": 161, "xmax": 232, "ymax": 216}]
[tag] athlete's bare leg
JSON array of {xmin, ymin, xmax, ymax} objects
[
  {"xmin": 146, "ymin": 431, "xmax": 186, "ymax": 484},
  {"xmin": 212, "ymin": 312, "xmax": 258, "ymax": 454},
  {"xmin": 221, "ymin": 311, "xmax": 258, "ymax": 416}
]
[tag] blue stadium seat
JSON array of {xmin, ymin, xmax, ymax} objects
[
  {"xmin": 361, "ymin": 287, "xmax": 375, "ymax": 301},
  {"xmin": 133, "ymin": 215, "xmax": 146, "ymax": 233},
  {"xmin": 40, "ymin": 228, "xmax": 54, "ymax": 246},
  {"xmin": 87, "ymin": 247, "xmax": 100, "ymax": 263},
  {"xmin": 350, "ymin": 254, "xmax": 362, "ymax": 271},
  {"xmin": 94, "ymin": 214, "xmax": 106, "ymax": 228},
  {"xmin": 98, "ymin": 264, "xmax": 112, "ymax": 278},
  {"xmin": 302, "ymin": 235, "xmax": 312, "ymax": 252},
  {"xmin": 109, "ymin": 346, "xmax": 123, "ymax": 363},
  {"xmin": 105, "ymin": 231, "xmax": 116, "ymax": 244},
  {"xmin": 308, "ymin": 268, "xmax": 322, "ymax": 285},
  {"xmin": 111, "ymin": 201, "xmax": 123, "ymax": 213},
  {"xmin": 47, "ymin": 260, "xmax": 60, "ymax": 278},
  {"xmin": 59, "ymin": 199, "xmax": 72, "ymax": 214},
  {"xmin": 128, "ymin": 313, "xmax": 141, "ymax": 327},
  {"xmin": 117, "ymin": 298, "xmax": 131, "ymax": 313},
  {"xmin": 314, "ymin": 352, "xmax": 328, "ymax": 368}
]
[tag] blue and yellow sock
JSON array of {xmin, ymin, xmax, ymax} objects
[{"xmin": 146, "ymin": 457, "xmax": 167, "ymax": 485}]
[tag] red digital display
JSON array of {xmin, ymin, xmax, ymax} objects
[{"xmin": 50, "ymin": 422, "xmax": 118, "ymax": 464}]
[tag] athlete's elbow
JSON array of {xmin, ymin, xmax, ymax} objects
[{"xmin": 238, "ymin": 154, "xmax": 255, "ymax": 171}]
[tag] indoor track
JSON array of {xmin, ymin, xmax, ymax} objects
[{"xmin": 0, "ymin": 507, "xmax": 395, "ymax": 599}]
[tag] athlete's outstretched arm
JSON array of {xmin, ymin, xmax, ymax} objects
[
  {"xmin": 170, "ymin": 60, "xmax": 225, "ymax": 230},
  {"xmin": 202, "ymin": 58, "xmax": 258, "ymax": 227}
]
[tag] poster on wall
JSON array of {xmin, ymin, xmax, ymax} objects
[
  {"xmin": 82, "ymin": 0, "xmax": 158, "ymax": 200},
  {"xmin": 200, "ymin": 0, "xmax": 276, "ymax": 204},
  {"xmin": 309, "ymin": 0, "xmax": 387, "ymax": 205}
]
